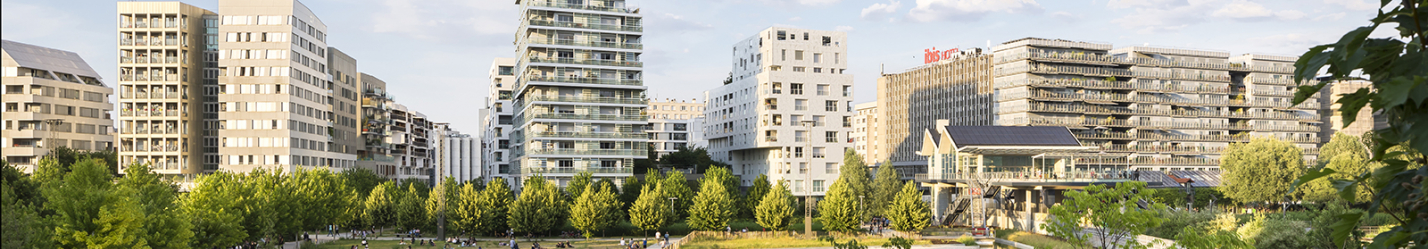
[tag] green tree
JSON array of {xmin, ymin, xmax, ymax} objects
[
  {"xmin": 756, "ymin": 181, "xmax": 795, "ymax": 231},
  {"xmin": 657, "ymin": 147, "xmax": 731, "ymax": 172},
  {"xmin": 396, "ymin": 185, "xmax": 427, "ymax": 231},
  {"xmin": 1043, "ymin": 181, "xmax": 1167, "ymax": 249},
  {"xmin": 643, "ymin": 171, "xmax": 663, "ymax": 190},
  {"xmin": 426, "ymin": 176, "xmax": 459, "ymax": 233},
  {"xmin": 662, "ymin": 170, "xmax": 694, "ymax": 220},
  {"xmin": 840, "ymin": 150, "xmax": 873, "ymax": 205},
  {"xmin": 1173, "ymin": 226, "xmax": 1253, "ymax": 249},
  {"xmin": 340, "ymin": 167, "xmax": 385, "ymax": 195},
  {"xmin": 452, "ymin": 182, "xmax": 483, "ymax": 239},
  {"xmin": 618, "ymin": 177, "xmax": 642, "ymax": 212},
  {"xmin": 688, "ymin": 167, "xmax": 737, "ymax": 231},
  {"xmin": 887, "ymin": 181, "xmax": 929, "ymax": 232},
  {"xmin": 628, "ymin": 183, "xmax": 669, "ymax": 236},
  {"xmin": 292, "ymin": 168, "xmax": 351, "ymax": 234},
  {"xmin": 2, "ymin": 161, "xmax": 50, "ymax": 249},
  {"xmin": 1220, "ymin": 138, "xmax": 1306, "ymax": 204},
  {"xmin": 1, "ymin": 160, "xmax": 42, "ymax": 208},
  {"xmin": 1287, "ymin": 2, "xmax": 1428, "ymax": 246},
  {"xmin": 242, "ymin": 168, "xmax": 299, "ymax": 241},
  {"xmin": 479, "ymin": 177, "xmax": 513, "ymax": 236},
  {"xmin": 818, "ymin": 177, "xmax": 862, "ymax": 232},
  {"xmin": 117, "ymin": 163, "xmax": 193, "ymax": 248},
  {"xmin": 182, "ymin": 172, "xmax": 247, "ymax": 248},
  {"xmin": 45, "ymin": 158, "xmax": 148, "ymax": 248},
  {"xmin": 741, "ymin": 174, "xmax": 771, "ymax": 219},
  {"xmin": 1303, "ymin": 133, "xmax": 1376, "ymax": 202},
  {"xmin": 508, "ymin": 176, "xmax": 566, "ymax": 235},
  {"xmin": 567, "ymin": 171, "xmax": 593, "ymax": 201},
  {"xmin": 365, "ymin": 182, "xmax": 397, "ymax": 229},
  {"xmin": 870, "ymin": 161, "xmax": 900, "ymax": 217},
  {"xmin": 570, "ymin": 184, "xmax": 622, "ymax": 238}
]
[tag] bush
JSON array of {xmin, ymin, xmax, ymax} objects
[
  {"xmin": 1145, "ymin": 210, "xmax": 1215, "ymax": 239},
  {"xmin": 1253, "ymin": 219, "xmax": 1312, "ymax": 249},
  {"xmin": 954, "ymin": 235, "xmax": 976, "ymax": 246}
]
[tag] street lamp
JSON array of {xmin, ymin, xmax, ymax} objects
[{"xmin": 800, "ymin": 120, "xmax": 815, "ymax": 237}]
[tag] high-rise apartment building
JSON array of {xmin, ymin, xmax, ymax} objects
[
  {"xmin": 647, "ymin": 98, "xmax": 705, "ymax": 156},
  {"xmin": 704, "ymin": 27, "xmax": 854, "ymax": 195},
  {"xmin": 876, "ymin": 50, "xmax": 993, "ymax": 174},
  {"xmin": 484, "ymin": 58, "xmax": 516, "ymax": 183},
  {"xmin": 509, "ymin": 0, "xmax": 647, "ymax": 186},
  {"xmin": 1321, "ymin": 79, "xmax": 1385, "ymax": 141},
  {"xmin": 328, "ymin": 48, "xmax": 363, "ymax": 166},
  {"xmin": 115, "ymin": 2, "xmax": 215, "ymax": 178},
  {"xmin": 851, "ymin": 102, "xmax": 879, "ymax": 166},
  {"xmin": 215, "ymin": 0, "xmax": 358, "ymax": 173},
  {"xmin": 878, "ymin": 37, "xmax": 1322, "ymax": 171},
  {"xmin": 358, "ymin": 73, "xmax": 398, "ymax": 176},
  {"xmin": 2, "ymin": 40, "xmax": 115, "ymax": 172},
  {"xmin": 388, "ymin": 103, "xmax": 433, "ymax": 180}
]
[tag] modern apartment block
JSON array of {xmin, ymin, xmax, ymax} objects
[
  {"xmin": 484, "ymin": 58, "xmax": 516, "ymax": 183},
  {"xmin": 114, "ymin": 2, "xmax": 213, "ymax": 178},
  {"xmin": 647, "ymin": 98, "xmax": 705, "ymax": 157},
  {"xmin": 851, "ymin": 102, "xmax": 879, "ymax": 166},
  {"xmin": 388, "ymin": 103, "xmax": 434, "ymax": 181},
  {"xmin": 435, "ymin": 123, "xmax": 481, "ymax": 183},
  {"xmin": 881, "ymin": 37, "xmax": 1322, "ymax": 171},
  {"xmin": 215, "ymin": 0, "xmax": 358, "ymax": 173},
  {"xmin": 358, "ymin": 73, "xmax": 398, "ymax": 176},
  {"xmin": 875, "ymin": 49, "xmax": 994, "ymax": 176},
  {"xmin": 509, "ymin": 0, "xmax": 647, "ymax": 187},
  {"xmin": 1320, "ymin": 79, "xmax": 1385, "ymax": 141},
  {"xmin": 704, "ymin": 27, "xmax": 854, "ymax": 195},
  {"xmin": 1, "ymin": 40, "xmax": 115, "ymax": 172},
  {"xmin": 327, "ymin": 48, "xmax": 363, "ymax": 167}
]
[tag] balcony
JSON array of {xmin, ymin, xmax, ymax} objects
[
  {"xmin": 524, "ymin": 38, "xmax": 642, "ymax": 50},
  {"xmin": 527, "ymin": 19, "xmax": 642, "ymax": 32},
  {"xmin": 524, "ymin": 148, "xmax": 645, "ymax": 157},
  {"xmin": 1023, "ymin": 117, "xmax": 1321, "ymax": 132},
  {"xmin": 521, "ymin": 167, "xmax": 634, "ymax": 175},
  {"xmin": 519, "ymin": 76, "xmax": 642, "ymax": 90},
  {"xmin": 528, "ymin": 57, "xmax": 642, "ymax": 68},
  {"xmin": 524, "ymin": 113, "xmax": 646, "ymax": 122},
  {"xmin": 524, "ymin": 95, "xmax": 645, "ymax": 105},
  {"xmin": 530, "ymin": 131, "xmax": 646, "ymax": 139},
  {"xmin": 922, "ymin": 169, "xmax": 1140, "ymax": 183},
  {"xmin": 525, "ymin": 1, "xmax": 639, "ymax": 14}
]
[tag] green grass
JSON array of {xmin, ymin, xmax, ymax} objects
[
  {"xmin": 679, "ymin": 237, "xmax": 931, "ymax": 249},
  {"xmin": 994, "ymin": 229, "xmax": 1084, "ymax": 249},
  {"xmin": 310, "ymin": 239, "xmax": 634, "ymax": 249}
]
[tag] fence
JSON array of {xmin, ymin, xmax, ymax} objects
[{"xmin": 673, "ymin": 231, "xmax": 888, "ymax": 249}]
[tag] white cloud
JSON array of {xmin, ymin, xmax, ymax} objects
[
  {"xmin": 1323, "ymin": 0, "xmax": 1378, "ymax": 11},
  {"xmin": 789, "ymin": 16, "xmax": 804, "ymax": 22},
  {"xmin": 1275, "ymin": 10, "xmax": 1307, "ymax": 20},
  {"xmin": 1109, "ymin": 0, "xmax": 1216, "ymax": 33},
  {"xmin": 1048, "ymin": 11, "xmax": 1081, "ymax": 22},
  {"xmin": 1313, "ymin": 12, "xmax": 1347, "ymax": 21},
  {"xmin": 1248, "ymin": 33, "xmax": 1336, "ymax": 53},
  {"xmin": 906, "ymin": 0, "xmax": 1043, "ymax": 23},
  {"xmin": 860, "ymin": 1, "xmax": 902, "ymax": 21},
  {"xmin": 1211, "ymin": 0, "xmax": 1272, "ymax": 20},
  {"xmin": 647, "ymin": 12, "xmax": 714, "ymax": 34},
  {"xmin": 760, "ymin": 0, "xmax": 842, "ymax": 6},
  {"xmin": 368, "ymin": 0, "xmax": 514, "ymax": 43},
  {"xmin": 835, "ymin": 25, "xmax": 856, "ymax": 32}
]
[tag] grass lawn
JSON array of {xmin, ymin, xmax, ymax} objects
[
  {"xmin": 679, "ymin": 237, "xmax": 931, "ymax": 249},
  {"xmin": 993, "ymin": 229, "xmax": 1084, "ymax": 249},
  {"xmin": 312, "ymin": 239, "xmax": 635, "ymax": 249}
]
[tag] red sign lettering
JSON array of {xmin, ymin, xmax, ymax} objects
[{"xmin": 924, "ymin": 47, "xmax": 961, "ymax": 64}]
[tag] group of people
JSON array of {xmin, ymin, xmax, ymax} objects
[{"xmin": 866, "ymin": 217, "xmax": 892, "ymax": 234}]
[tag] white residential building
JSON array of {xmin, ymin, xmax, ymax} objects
[
  {"xmin": 704, "ymin": 27, "xmax": 854, "ymax": 196},
  {"xmin": 115, "ymin": 2, "xmax": 215, "ymax": 179},
  {"xmin": 647, "ymin": 98, "xmax": 705, "ymax": 156},
  {"xmin": 484, "ymin": 57, "xmax": 517, "ymax": 184},
  {"xmin": 2, "ymin": 40, "xmax": 116, "ymax": 173},
  {"xmin": 852, "ymin": 102, "xmax": 877, "ymax": 165}
]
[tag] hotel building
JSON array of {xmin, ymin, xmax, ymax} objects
[
  {"xmin": 115, "ymin": 2, "xmax": 214, "ymax": 178},
  {"xmin": 876, "ymin": 49, "xmax": 994, "ymax": 178},
  {"xmin": 704, "ymin": 27, "xmax": 854, "ymax": 195},
  {"xmin": 2, "ymin": 40, "xmax": 115, "ymax": 172},
  {"xmin": 509, "ymin": 0, "xmax": 647, "ymax": 186},
  {"xmin": 647, "ymin": 98, "xmax": 705, "ymax": 157}
]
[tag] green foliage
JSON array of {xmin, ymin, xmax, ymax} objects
[
  {"xmin": 1143, "ymin": 210, "xmax": 1215, "ymax": 239},
  {"xmin": 425, "ymin": 176, "xmax": 459, "ymax": 231},
  {"xmin": 241, "ymin": 168, "xmax": 300, "ymax": 241},
  {"xmin": 183, "ymin": 172, "xmax": 247, "ymax": 248},
  {"xmin": 954, "ymin": 235, "xmax": 977, "ymax": 246},
  {"xmin": 881, "ymin": 236, "xmax": 914, "ymax": 249},
  {"xmin": 45, "ymin": 158, "xmax": 147, "ymax": 248},
  {"xmin": 839, "ymin": 150, "xmax": 872, "ymax": 204},
  {"xmin": 657, "ymin": 147, "xmax": 730, "ymax": 172},
  {"xmin": 1303, "ymin": 133, "xmax": 1376, "ymax": 202},
  {"xmin": 1220, "ymin": 138, "xmax": 1306, "ymax": 203},
  {"xmin": 117, "ymin": 163, "xmax": 193, "ymax": 248},
  {"xmin": 1288, "ymin": 1, "xmax": 1428, "ymax": 246},
  {"xmin": 1308, "ymin": 201, "xmax": 1369, "ymax": 248},
  {"xmin": 870, "ymin": 161, "xmax": 900, "ymax": 217},
  {"xmin": 1173, "ymin": 226, "xmax": 1253, "ymax": 249},
  {"xmin": 570, "ymin": 184, "xmax": 622, "ymax": 238},
  {"xmin": 1043, "ymin": 181, "xmax": 1166, "ymax": 249},
  {"xmin": 662, "ymin": 170, "xmax": 695, "ymax": 220},
  {"xmin": 452, "ymin": 182, "xmax": 483, "ymax": 238},
  {"xmin": 1, "ymin": 162, "xmax": 49, "ymax": 249},
  {"xmin": 618, "ymin": 177, "xmax": 642, "ymax": 213},
  {"xmin": 688, "ymin": 167, "xmax": 737, "ymax": 231},
  {"xmin": 1, "ymin": 160, "xmax": 41, "ymax": 208},
  {"xmin": 340, "ymin": 167, "xmax": 385, "ymax": 195},
  {"xmin": 817, "ymin": 177, "xmax": 862, "ymax": 232},
  {"xmin": 741, "ymin": 174, "xmax": 771, "ymax": 219},
  {"xmin": 395, "ymin": 185, "xmax": 427, "ymax": 231},
  {"xmin": 1239, "ymin": 214, "xmax": 1314, "ymax": 249},
  {"xmin": 292, "ymin": 168, "xmax": 352, "ymax": 233},
  {"xmin": 567, "ymin": 171, "xmax": 593, "ymax": 200},
  {"xmin": 479, "ymin": 177, "xmax": 513, "ymax": 235},
  {"xmin": 756, "ymin": 181, "xmax": 795, "ymax": 231},
  {"xmin": 629, "ymin": 183, "xmax": 670, "ymax": 234},
  {"xmin": 364, "ymin": 182, "xmax": 397, "ymax": 228},
  {"xmin": 887, "ymin": 181, "xmax": 929, "ymax": 232},
  {"xmin": 508, "ymin": 176, "xmax": 566, "ymax": 235},
  {"xmin": 818, "ymin": 236, "xmax": 868, "ymax": 249}
]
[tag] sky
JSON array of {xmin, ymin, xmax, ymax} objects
[{"xmin": 1, "ymin": 0, "xmax": 1390, "ymax": 134}]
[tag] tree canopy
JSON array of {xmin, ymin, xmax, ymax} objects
[
  {"xmin": 1220, "ymin": 138, "xmax": 1307, "ymax": 203},
  {"xmin": 756, "ymin": 180, "xmax": 795, "ymax": 231},
  {"xmin": 1044, "ymin": 181, "xmax": 1167, "ymax": 249}
]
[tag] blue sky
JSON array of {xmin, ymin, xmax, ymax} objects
[{"xmin": 1, "ymin": 0, "xmax": 1386, "ymax": 133}]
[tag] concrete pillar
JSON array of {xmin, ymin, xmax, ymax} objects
[
  {"xmin": 932, "ymin": 184, "xmax": 947, "ymax": 224},
  {"xmin": 1025, "ymin": 188, "xmax": 1035, "ymax": 232}
]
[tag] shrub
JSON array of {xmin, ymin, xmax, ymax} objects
[
  {"xmin": 954, "ymin": 235, "xmax": 976, "ymax": 246},
  {"xmin": 1145, "ymin": 210, "xmax": 1215, "ymax": 239}
]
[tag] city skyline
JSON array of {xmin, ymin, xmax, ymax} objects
[{"xmin": 0, "ymin": 0, "xmax": 1388, "ymax": 135}]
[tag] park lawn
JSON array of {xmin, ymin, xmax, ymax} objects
[
  {"xmin": 680, "ymin": 237, "xmax": 931, "ymax": 249},
  {"xmin": 313, "ymin": 239, "xmax": 632, "ymax": 249},
  {"xmin": 994, "ymin": 229, "xmax": 1084, "ymax": 249}
]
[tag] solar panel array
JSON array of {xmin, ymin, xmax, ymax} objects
[
  {"xmin": 942, "ymin": 126, "xmax": 1082, "ymax": 147},
  {"xmin": 1141, "ymin": 170, "xmax": 1223, "ymax": 188}
]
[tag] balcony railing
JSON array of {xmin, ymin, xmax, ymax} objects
[
  {"xmin": 528, "ymin": 57, "xmax": 642, "ymax": 67},
  {"xmin": 523, "ymin": 113, "xmax": 647, "ymax": 122},
  {"xmin": 523, "ymin": 95, "xmax": 645, "ymax": 105},
  {"xmin": 525, "ymin": 1, "xmax": 639, "ymax": 14},
  {"xmin": 530, "ymin": 131, "xmax": 647, "ymax": 139},
  {"xmin": 521, "ymin": 167, "xmax": 634, "ymax": 175},
  {"xmin": 1023, "ymin": 117, "xmax": 1321, "ymax": 132},
  {"xmin": 527, "ymin": 19, "xmax": 642, "ymax": 32},
  {"xmin": 524, "ymin": 148, "xmax": 645, "ymax": 156},
  {"xmin": 525, "ymin": 38, "xmax": 642, "ymax": 50},
  {"xmin": 924, "ymin": 169, "xmax": 1139, "ymax": 183}
]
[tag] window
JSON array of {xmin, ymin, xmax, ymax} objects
[
  {"xmin": 498, "ymin": 66, "xmax": 514, "ymax": 75},
  {"xmin": 777, "ymin": 31, "xmax": 787, "ymax": 40},
  {"xmin": 813, "ymin": 147, "xmax": 826, "ymax": 158},
  {"xmin": 813, "ymin": 53, "xmax": 821, "ymax": 63},
  {"xmin": 791, "ymin": 83, "xmax": 804, "ymax": 95},
  {"xmin": 825, "ymin": 100, "xmax": 838, "ymax": 111},
  {"xmin": 559, "ymin": 160, "xmax": 574, "ymax": 167},
  {"xmin": 600, "ymin": 142, "xmax": 616, "ymax": 149},
  {"xmin": 673, "ymin": 123, "xmax": 687, "ymax": 131},
  {"xmin": 822, "ymin": 36, "xmax": 831, "ymax": 46},
  {"xmin": 794, "ymin": 50, "xmax": 804, "ymax": 60},
  {"xmin": 813, "ymin": 180, "xmax": 824, "ymax": 192},
  {"xmin": 803, "ymin": 32, "xmax": 809, "ymax": 40},
  {"xmin": 781, "ymin": 49, "xmax": 787, "ymax": 61},
  {"xmin": 826, "ymin": 131, "xmax": 838, "ymax": 142},
  {"xmin": 795, "ymin": 180, "xmax": 804, "ymax": 192},
  {"xmin": 795, "ymin": 99, "xmax": 808, "ymax": 110},
  {"xmin": 843, "ymin": 116, "xmax": 852, "ymax": 128},
  {"xmin": 817, "ymin": 84, "xmax": 829, "ymax": 95},
  {"xmin": 843, "ymin": 85, "xmax": 852, "ymax": 97},
  {"xmin": 794, "ymin": 130, "xmax": 807, "ymax": 143}
]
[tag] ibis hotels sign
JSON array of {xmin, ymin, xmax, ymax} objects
[{"xmin": 923, "ymin": 47, "xmax": 960, "ymax": 64}]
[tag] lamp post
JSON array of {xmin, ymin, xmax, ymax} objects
[
  {"xmin": 800, "ymin": 120, "xmax": 815, "ymax": 237},
  {"xmin": 668, "ymin": 197, "xmax": 678, "ymax": 217}
]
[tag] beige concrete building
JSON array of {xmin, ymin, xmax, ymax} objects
[
  {"xmin": 851, "ymin": 102, "xmax": 878, "ymax": 165},
  {"xmin": 510, "ymin": 0, "xmax": 648, "ymax": 187},
  {"xmin": 704, "ymin": 27, "xmax": 855, "ymax": 195},
  {"xmin": 648, "ymin": 98, "xmax": 705, "ymax": 157},
  {"xmin": 1321, "ymin": 79, "xmax": 1385, "ymax": 141},
  {"xmin": 115, "ymin": 2, "xmax": 215, "ymax": 178},
  {"xmin": 876, "ymin": 50, "xmax": 994, "ymax": 178},
  {"xmin": 215, "ymin": 0, "xmax": 357, "ymax": 173},
  {"xmin": 2, "ymin": 40, "xmax": 115, "ymax": 172}
]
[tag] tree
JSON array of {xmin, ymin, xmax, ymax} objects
[
  {"xmin": 567, "ymin": 172, "xmax": 593, "ymax": 201},
  {"xmin": 183, "ymin": 172, "xmax": 247, "ymax": 248},
  {"xmin": 628, "ymin": 183, "xmax": 669, "ymax": 236},
  {"xmin": 364, "ymin": 182, "xmax": 397, "ymax": 229},
  {"xmin": 426, "ymin": 176, "xmax": 459, "ymax": 233},
  {"xmin": 817, "ymin": 177, "xmax": 862, "ymax": 232},
  {"xmin": 453, "ymin": 182, "xmax": 483, "ymax": 238},
  {"xmin": 688, "ymin": 167, "xmax": 737, "ymax": 231},
  {"xmin": 887, "ymin": 181, "xmax": 929, "ymax": 232},
  {"xmin": 340, "ymin": 168, "xmax": 385, "ymax": 195},
  {"xmin": 840, "ymin": 150, "xmax": 873, "ymax": 202},
  {"xmin": 741, "ymin": 174, "xmax": 771, "ymax": 219},
  {"xmin": 658, "ymin": 147, "xmax": 730, "ymax": 172},
  {"xmin": 662, "ymin": 170, "xmax": 694, "ymax": 220},
  {"xmin": 395, "ymin": 185, "xmax": 427, "ymax": 231},
  {"xmin": 117, "ymin": 163, "xmax": 193, "ymax": 248},
  {"xmin": 292, "ymin": 168, "xmax": 351, "ymax": 234},
  {"xmin": 570, "ymin": 184, "xmax": 622, "ymax": 238},
  {"xmin": 1173, "ymin": 226, "xmax": 1253, "ymax": 249},
  {"xmin": 1220, "ymin": 138, "xmax": 1306, "ymax": 204},
  {"xmin": 1043, "ymin": 181, "xmax": 1167, "ymax": 249},
  {"xmin": 618, "ymin": 177, "xmax": 642, "ymax": 212},
  {"xmin": 756, "ymin": 181, "xmax": 795, "ymax": 231},
  {"xmin": 508, "ymin": 176, "xmax": 566, "ymax": 235},
  {"xmin": 45, "ymin": 158, "xmax": 148, "ymax": 248},
  {"xmin": 243, "ymin": 169, "xmax": 299, "ymax": 241},
  {"xmin": 2, "ymin": 161, "xmax": 49, "ymax": 249},
  {"xmin": 1303, "ymin": 133, "xmax": 1376, "ymax": 202},
  {"xmin": 1287, "ymin": 2, "xmax": 1428, "ymax": 246},
  {"xmin": 871, "ymin": 161, "xmax": 900, "ymax": 217}
]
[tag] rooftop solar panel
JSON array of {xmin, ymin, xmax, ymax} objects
[{"xmin": 942, "ymin": 126, "xmax": 1082, "ymax": 147}]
